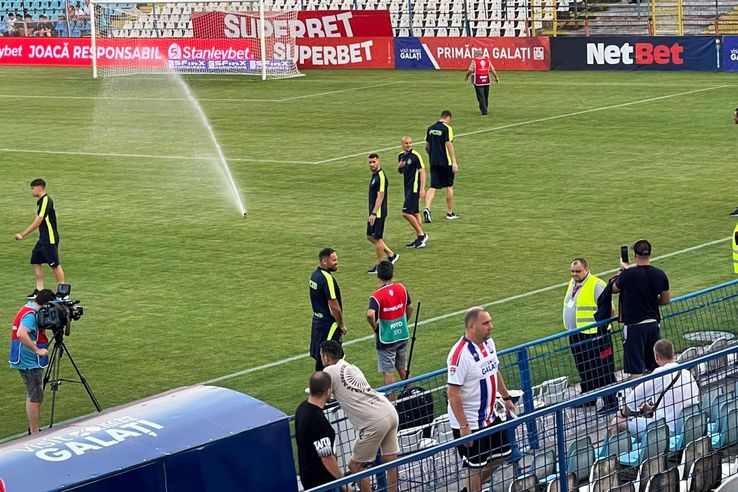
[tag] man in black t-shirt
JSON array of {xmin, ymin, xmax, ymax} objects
[
  {"xmin": 295, "ymin": 372, "xmax": 345, "ymax": 491},
  {"xmin": 15, "ymin": 178, "xmax": 65, "ymax": 299},
  {"xmin": 424, "ymin": 110, "xmax": 459, "ymax": 223},
  {"xmin": 397, "ymin": 136, "xmax": 428, "ymax": 249},
  {"xmin": 613, "ymin": 239, "xmax": 671, "ymax": 379},
  {"xmin": 309, "ymin": 248, "xmax": 346, "ymax": 371},
  {"xmin": 367, "ymin": 154, "xmax": 399, "ymax": 274}
]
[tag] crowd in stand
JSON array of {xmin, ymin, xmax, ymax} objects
[{"xmin": 0, "ymin": 0, "xmax": 89, "ymax": 36}]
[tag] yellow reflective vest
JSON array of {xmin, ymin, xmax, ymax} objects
[
  {"xmin": 733, "ymin": 223, "xmax": 738, "ymax": 274},
  {"xmin": 563, "ymin": 273, "xmax": 606, "ymax": 334}
]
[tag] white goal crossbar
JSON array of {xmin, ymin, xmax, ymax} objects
[{"xmin": 90, "ymin": 0, "xmax": 302, "ymax": 79}]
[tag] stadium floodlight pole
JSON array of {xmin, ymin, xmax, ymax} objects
[
  {"xmin": 259, "ymin": 0, "xmax": 267, "ymax": 81},
  {"xmin": 90, "ymin": 0, "xmax": 98, "ymax": 79}
]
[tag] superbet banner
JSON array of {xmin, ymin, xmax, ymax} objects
[
  {"xmin": 394, "ymin": 37, "xmax": 550, "ymax": 70},
  {"xmin": 0, "ymin": 37, "xmax": 392, "ymax": 69},
  {"xmin": 192, "ymin": 10, "xmax": 393, "ymax": 39}
]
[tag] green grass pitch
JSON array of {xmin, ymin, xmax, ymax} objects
[{"xmin": 0, "ymin": 67, "xmax": 736, "ymax": 439}]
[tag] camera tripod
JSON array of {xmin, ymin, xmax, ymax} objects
[{"xmin": 42, "ymin": 330, "xmax": 102, "ymax": 428}]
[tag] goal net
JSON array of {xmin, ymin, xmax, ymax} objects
[{"xmin": 90, "ymin": 0, "xmax": 303, "ymax": 79}]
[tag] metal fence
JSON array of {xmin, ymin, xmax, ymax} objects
[{"xmin": 297, "ymin": 278, "xmax": 738, "ymax": 491}]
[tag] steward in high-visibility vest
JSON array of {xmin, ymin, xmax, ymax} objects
[
  {"xmin": 563, "ymin": 273, "xmax": 607, "ymax": 334},
  {"xmin": 564, "ymin": 259, "xmax": 617, "ymax": 412},
  {"xmin": 732, "ymin": 223, "xmax": 738, "ymax": 274}
]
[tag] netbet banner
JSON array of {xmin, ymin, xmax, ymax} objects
[
  {"xmin": 551, "ymin": 36, "xmax": 719, "ymax": 70},
  {"xmin": 394, "ymin": 37, "xmax": 550, "ymax": 70},
  {"xmin": 192, "ymin": 10, "xmax": 392, "ymax": 38},
  {"xmin": 0, "ymin": 37, "xmax": 393, "ymax": 69},
  {"xmin": 722, "ymin": 36, "xmax": 738, "ymax": 71}
]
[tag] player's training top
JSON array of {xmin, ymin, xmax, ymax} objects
[
  {"xmin": 425, "ymin": 122, "xmax": 454, "ymax": 167},
  {"xmin": 36, "ymin": 194, "xmax": 59, "ymax": 245},
  {"xmin": 309, "ymin": 267, "xmax": 342, "ymax": 326},
  {"xmin": 368, "ymin": 169, "xmax": 388, "ymax": 218},
  {"xmin": 398, "ymin": 150, "xmax": 426, "ymax": 195}
]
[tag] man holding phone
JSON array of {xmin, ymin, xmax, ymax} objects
[{"xmin": 612, "ymin": 239, "xmax": 671, "ymax": 379}]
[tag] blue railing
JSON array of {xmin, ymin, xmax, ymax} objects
[
  {"xmin": 309, "ymin": 344, "xmax": 738, "ymax": 491},
  {"xmin": 295, "ymin": 279, "xmax": 738, "ymax": 491}
]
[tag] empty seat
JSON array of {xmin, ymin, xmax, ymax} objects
[
  {"xmin": 670, "ymin": 405, "xmax": 706, "ymax": 452},
  {"xmin": 635, "ymin": 455, "xmax": 666, "ymax": 492},
  {"xmin": 489, "ymin": 462, "xmax": 517, "ymax": 492},
  {"xmin": 619, "ymin": 421, "xmax": 669, "ymax": 468},
  {"xmin": 529, "ymin": 450, "xmax": 555, "ymax": 482},
  {"xmin": 644, "ymin": 467, "xmax": 679, "ymax": 492},
  {"xmin": 680, "ymin": 436, "xmax": 711, "ymax": 481},
  {"xmin": 509, "ymin": 473, "xmax": 537, "ymax": 492},
  {"xmin": 686, "ymin": 452, "xmax": 722, "ymax": 492}
]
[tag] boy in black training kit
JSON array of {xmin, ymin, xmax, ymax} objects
[{"xmin": 15, "ymin": 178, "xmax": 65, "ymax": 299}]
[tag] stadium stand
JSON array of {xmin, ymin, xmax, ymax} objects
[
  {"xmin": 3, "ymin": 0, "xmax": 736, "ymax": 37},
  {"xmin": 296, "ymin": 278, "xmax": 738, "ymax": 491}
]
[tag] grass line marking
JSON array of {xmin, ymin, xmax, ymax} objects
[
  {"xmin": 202, "ymin": 236, "xmax": 731, "ymax": 385},
  {"xmin": 0, "ymin": 82, "xmax": 403, "ymax": 104},
  {"xmin": 0, "ymin": 148, "xmax": 313, "ymax": 164},
  {"xmin": 313, "ymin": 85, "xmax": 729, "ymax": 164},
  {"xmin": 277, "ymin": 81, "xmax": 403, "ymax": 101}
]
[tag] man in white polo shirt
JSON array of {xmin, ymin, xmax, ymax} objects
[{"xmin": 447, "ymin": 306, "xmax": 516, "ymax": 492}]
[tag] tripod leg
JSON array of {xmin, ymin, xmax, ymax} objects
[
  {"xmin": 59, "ymin": 342, "xmax": 102, "ymax": 412},
  {"xmin": 44, "ymin": 342, "xmax": 62, "ymax": 428}
]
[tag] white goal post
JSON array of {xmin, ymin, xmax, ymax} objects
[{"xmin": 90, "ymin": 0, "xmax": 303, "ymax": 79}]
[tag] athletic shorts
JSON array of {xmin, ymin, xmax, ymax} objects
[
  {"xmin": 430, "ymin": 166, "xmax": 454, "ymax": 189},
  {"xmin": 623, "ymin": 321, "xmax": 660, "ymax": 374},
  {"xmin": 402, "ymin": 192, "xmax": 420, "ymax": 215},
  {"xmin": 310, "ymin": 320, "xmax": 341, "ymax": 360},
  {"xmin": 352, "ymin": 411, "xmax": 400, "ymax": 463},
  {"xmin": 19, "ymin": 368, "xmax": 44, "ymax": 403},
  {"xmin": 453, "ymin": 417, "xmax": 511, "ymax": 468},
  {"xmin": 377, "ymin": 340, "xmax": 408, "ymax": 373},
  {"xmin": 31, "ymin": 241, "xmax": 60, "ymax": 268},
  {"xmin": 366, "ymin": 217, "xmax": 386, "ymax": 240}
]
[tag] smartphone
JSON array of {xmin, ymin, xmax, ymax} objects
[{"xmin": 620, "ymin": 245, "xmax": 629, "ymax": 264}]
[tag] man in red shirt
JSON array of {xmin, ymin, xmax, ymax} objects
[{"xmin": 465, "ymin": 48, "xmax": 499, "ymax": 116}]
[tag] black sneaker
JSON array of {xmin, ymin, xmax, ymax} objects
[
  {"xmin": 26, "ymin": 289, "xmax": 39, "ymax": 300},
  {"xmin": 389, "ymin": 253, "xmax": 400, "ymax": 264},
  {"xmin": 416, "ymin": 234, "xmax": 428, "ymax": 248},
  {"xmin": 446, "ymin": 212, "xmax": 460, "ymax": 220},
  {"xmin": 367, "ymin": 266, "xmax": 377, "ymax": 274},
  {"xmin": 730, "ymin": 207, "xmax": 738, "ymax": 217},
  {"xmin": 423, "ymin": 208, "xmax": 432, "ymax": 223},
  {"xmin": 406, "ymin": 239, "xmax": 418, "ymax": 248}
]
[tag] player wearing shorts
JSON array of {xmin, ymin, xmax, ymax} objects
[
  {"xmin": 366, "ymin": 154, "xmax": 399, "ymax": 274},
  {"xmin": 309, "ymin": 248, "xmax": 346, "ymax": 371},
  {"xmin": 397, "ymin": 136, "xmax": 428, "ymax": 249},
  {"xmin": 15, "ymin": 178, "xmax": 65, "ymax": 299},
  {"xmin": 424, "ymin": 110, "xmax": 459, "ymax": 223},
  {"xmin": 447, "ymin": 307, "xmax": 516, "ymax": 492}
]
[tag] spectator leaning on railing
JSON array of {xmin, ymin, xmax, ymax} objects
[
  {"xmin": 609, "ymin": 338, "xmax": 699, "ymax": 437},
  {"xmin": 34, "ymin": 15, "xmax": 56, "ymax": 37}
]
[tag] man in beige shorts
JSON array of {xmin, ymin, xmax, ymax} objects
[{"xmin": 320, "ymin": 340, "xmax": 399, "ymax": 492}]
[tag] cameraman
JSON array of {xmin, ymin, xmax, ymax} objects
[{"xmin": 9, "ymin": 289, "xmax": 55, "ymax": 434}]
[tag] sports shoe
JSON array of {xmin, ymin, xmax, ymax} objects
[
  {"xmin": 406, "ymin": 239, "xmax": 418, "ymax": 248},
  {"xmin": 416, "ymin": 234, "xmax": 429, "ymax": 248},
  {"xmin": 423, "ymin": 208, "xmax": 432, "ymax": 223},
  {"xmin": 730, "ymin": 207, "xmax": 738, "ymax": 217},
  {"xmin": 26, "ymin": 289, "xmax": 38, "ymax": 300},
  {"xmin": 389, "ymin": 253, "xmax": 400, "ymax": 264},
  {"xmin": 367, "ymin": 266, "xmax": 377, "ymax": 274},
  {"xmin": 446, "ymin": 212, "xmax": 460, "ymax": 220}
]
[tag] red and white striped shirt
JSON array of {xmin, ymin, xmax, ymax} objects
[{"xmin": 446, "ymin": 336, "xmax": 500, "ymax": 430}]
